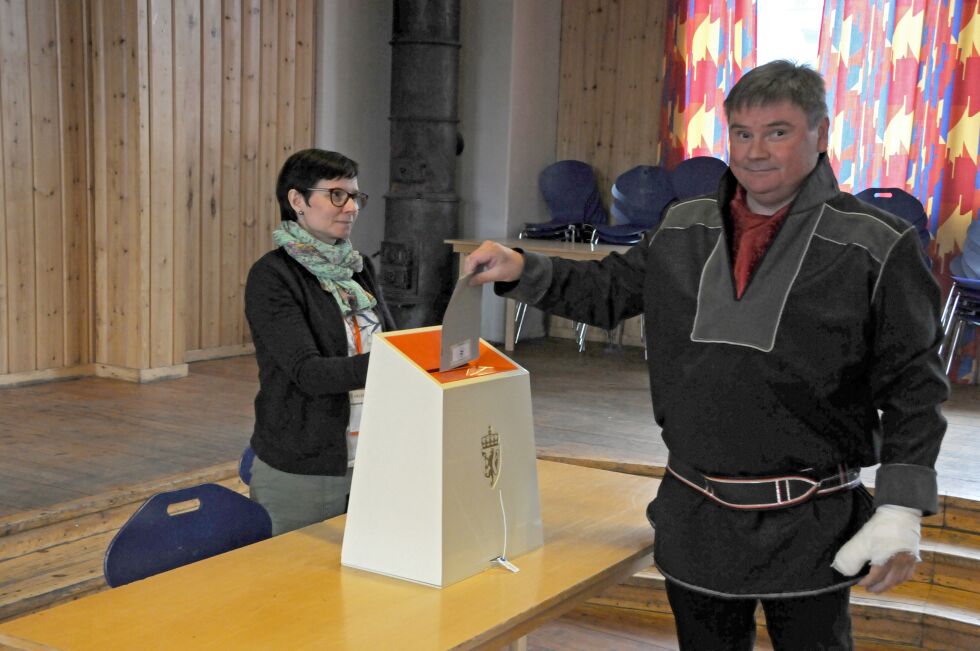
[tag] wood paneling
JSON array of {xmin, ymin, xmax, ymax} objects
[
  {"xmin": 0, "ymin": 0, "xmax": 91, "ymax": 377},
  {"xmin": 220, "ymin": 0, "xmax": 244, "ymax": 348},
  {"xmin": 58, "ymin": 0, "xmax": 93, "ymax": 369},
  {"xmin": 200, "ymin": 0, "xmax": 223, "ymax": 351},
  {"xmin": 557, "ymin": 0, "xmax": 668, "ymax": 210},
  {"xmin": 147, "ymin": 0, "xmax": 176, "ymax": 369},
  {"xmin": 0, "ymin": 0, "xmax": 316, "ymax": 385},
  {"xmin": 239, "ymin": 0, "xmax": 262, "ymax": 346},
  {"xmin": 0, "ymin": 0, "xmax": 38, "ymax": 375}
]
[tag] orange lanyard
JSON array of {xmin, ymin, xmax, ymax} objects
[{"xmin": 350, "ymin": 313, "xmax": 363, "ymax": 354}]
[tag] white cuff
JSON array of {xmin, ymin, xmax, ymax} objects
[{"xmin": 831, "ymin": 505, "xmax": 922, "ymax": 576}]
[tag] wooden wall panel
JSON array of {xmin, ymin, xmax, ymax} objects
[
  {"xmin": 58, "ymin": 0, "xmax": 93, "ymax": 368},
  {"xmin": 173, "ymin": 0, "xmax": 201, "ymax": 358},
  {"xmin": 28, "ymin": 0, "xmax": 65, "ymax": 370},
  {"xmin": 239, "ymin": 0, "xmax": 262, "ymax": 348},
  {"xmin": 277, "ymin": 0, "xmax": 297, "ymax": 165},
  {"xmin": 220, "ymin": 0, "xmax": 243, "ymax": 348},
  {"xmin": 0, "ymin": 0, "xmax": 38, "ymax": 374},
  {"xmin": 94, "ymin": 0, "xmax": 145, "ymax": 370},
  {"xmin": 148, "ymin": 0, "xmax": 175, "ymax": 369},
  {"xmin": 257, "ymin": 0, "xmax": 279, "ymax": 259},
  {"xmin": 200, "ymin": 0, "xmax": 223, "ymax": 351},
  {"xmin": 557, "ymin": 0, "xmax": 668, "ymax": 210},
  {"xmin": 0, "ymin": 28, "xmax": 6, "ymax": 375},
  {"xmin": 293, "ymin": 0, "xmax": 314, "ymax": 148},
  {"xmin": 0, "ymin": 0, "xmax": 316, "ymax": 384}
]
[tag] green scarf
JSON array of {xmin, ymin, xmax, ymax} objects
[{"xmin": 273, "ymin": 221, "xmax": 377, "ymax": 316}]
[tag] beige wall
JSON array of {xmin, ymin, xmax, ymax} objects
[{"xmin": 0, "ymin": 0, "xmax": 316, "ymax": 386}]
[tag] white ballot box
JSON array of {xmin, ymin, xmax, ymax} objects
[{"xmin": 341, "ymin": 326, "xmax": 543, "ymax": 587}]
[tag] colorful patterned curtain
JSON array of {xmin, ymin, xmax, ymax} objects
[
  {"xmin": 817, "ymin": 0, "xmax": 980, "ymax": 278},
  {"xmin": 660, "ymin": 0, "xmax": 757, "ymax": 168}
]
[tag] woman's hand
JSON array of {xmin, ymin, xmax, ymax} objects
[{"xmin": 463, "ymin": 241, "xmax": 525, "ymax": 285}]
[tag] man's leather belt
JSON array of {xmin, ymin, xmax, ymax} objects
[{"xmin": 666, "ymin": 455, "xmax": 862, "ymax": 510}]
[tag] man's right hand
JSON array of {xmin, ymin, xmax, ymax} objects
[{"xmin": 463, "ymin": 241, "xmax": 525, "ymax": 285}]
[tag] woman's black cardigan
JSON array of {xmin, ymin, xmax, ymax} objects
[{"xmin": 244, "ymin": 247, "xmax": 396, "ymax": 475}]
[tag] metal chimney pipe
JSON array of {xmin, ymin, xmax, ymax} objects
[{"xmin": 380, "ymin": 0, "xmax": 461, "ymax": 328}]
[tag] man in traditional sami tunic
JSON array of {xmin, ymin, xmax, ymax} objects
[{"xmin": 464, "ymin": 60, "xmax": 948, "ymax": 649}]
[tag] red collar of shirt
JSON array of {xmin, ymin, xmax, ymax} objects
[{"xmin": 728, "ymin": 186, "xmax": 792, "ymax": 299}]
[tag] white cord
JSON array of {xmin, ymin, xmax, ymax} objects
[
  {"xmin": 491, "ymin": 490, "xmax": 519, "ymax": 573},
  {"xmin": 498, "ymin": 489, "xmax": 508, "ymax": 559}
]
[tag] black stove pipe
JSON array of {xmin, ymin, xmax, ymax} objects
[{"xmin": 380, "ymin": 0, "xmax": 461, "ymax": 328}]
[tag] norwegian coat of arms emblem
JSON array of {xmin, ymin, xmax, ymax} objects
[{"xmin": 481, "ymin": 426, "xmax": 501, "ymax": 489}]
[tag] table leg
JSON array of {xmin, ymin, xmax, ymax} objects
[{"xmin": 500, "ymin": 635, "xmax": 527, "ymax": 651}]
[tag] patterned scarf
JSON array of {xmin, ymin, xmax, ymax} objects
[{"xmin": 273, "ymin": 220, "xmax": 377, "ymax": 316}]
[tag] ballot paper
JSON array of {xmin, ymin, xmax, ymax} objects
[{"xmin": 439, "ymin": 268, "xmax": 483, "ymax": 372}]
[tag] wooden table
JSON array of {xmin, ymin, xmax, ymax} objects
[
  {"xmin": 446, "ymin": 239, "xmax": 632, "ymax": 351},
  {"xmin": 0, "ymin": 460, "xmax": 657, "ymax": 651}
]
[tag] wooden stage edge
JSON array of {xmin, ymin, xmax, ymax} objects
[
  {"xmin": 7, "ymin": 453, "xmax": 980, "ymax": 547},
  {"xmin": 1, "ymin": 456, "xmax": 978, "ymax": 644}
]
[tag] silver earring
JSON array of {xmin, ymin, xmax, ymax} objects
[{"xmin": 297, "ymin": 210, "xmax": 304, "ymax": 216}]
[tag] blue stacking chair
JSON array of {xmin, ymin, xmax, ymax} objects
[
  {"xmin": 516, "ymin": 161, "xmax": 608, "ymax": 346},
  {"xmin": 238, "ymin": 445, "xmax": 256, "ymax": 485},
  {"xmin": 855, "ymin": 187, "xmax": 931, "ymax": 262},
  {"xmin": 670, "ymin": 155, "xmax": 728, "ymax": 200},
  {"xmin": 959, "ymin": 220, "xmax": 980, "ymax": 279},
  {"xmin": 104, "ymin": 483, "xmax": 272, "ymax": 587},
  {"xmin": 941, "ymin": 273, "xmax": 980, "ymax": 379},
  {"xmin": 522, "ymin": 160, "xmax": 607, "ymax": 241},
  {"xmin": 589, "ymin": 165, "xmax": 676, "ymax": 245}
]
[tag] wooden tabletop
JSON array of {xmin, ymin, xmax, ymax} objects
[
  {"xmin": 0, "ymin": 460, "xmax": 658, "ymax": 651},
  {"xmin": 446, "ymin": 238, "xmax": 632, "ymax": 261}
]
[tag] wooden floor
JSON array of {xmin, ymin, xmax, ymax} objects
[{"xmin": 0, "ymin": 337, "xmax": 979, "ymax": 517}]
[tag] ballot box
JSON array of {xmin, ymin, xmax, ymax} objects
[{"xmin": 341, "ymin": 326, "xmax": 543, "ymax": 587}]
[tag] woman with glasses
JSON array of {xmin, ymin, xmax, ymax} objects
[{"xmin": 244, "ymin": 148, "xmax": 396, "ymax": 535}]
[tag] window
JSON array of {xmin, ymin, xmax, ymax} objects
[{"xmin": 756, "ymin": 0, "xmax": 823, "ymax": 68}]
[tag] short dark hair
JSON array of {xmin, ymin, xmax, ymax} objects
[
  {"xmin": 724, "ymin": 60, "xmax": 828, "ymax": 129},
  {"xmin": 276, "ymin": 149, "xmax": 359, "ymax": 221}
]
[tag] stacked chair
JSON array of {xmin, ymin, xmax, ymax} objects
[
  {"xmin": 588, "ymin": 165, "xmax": 676, "ymax": 245},
  {"xmin": 670, "ymin": 155, "xmax": 729, "ymax": 200},
  {"xmin": 515, "ymin": 160, "xmax": 608, "ymax": 348},
  {"xmin": 580, "ymin": 165, "xmax": 675, "ymax": 352},
  {"xmin": 941, "ymin": 220, "xmax": 980, "ymax": 379},
  {"xmin": 521, "ymin": 160, "xmax": 607, "ymax": 241},
  {"xmin": 855, "ymin": 187, "xmax": 932, "ymax": 264}
]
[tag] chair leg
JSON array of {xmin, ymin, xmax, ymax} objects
[
  {"xmin": 939, "ymin": 293, "xmax": 963, "ymax": 359},
  {"xmin": 945, "ymin": 319, "xmax": 964, "ymax": 376},
  {"xmin": 940, "ymin": 286, "xmax": 959, "ymax": 329},
  {"xmin": 639, "ymin": 314, "xmax": 647, "ymax": 360},
  {"xmin": 576, "ymin": 322, "xmax": 588, "ymax": 353},
  {"xmin": 604, "ymin": 322, "xmax": 624, "ymax": 349},
  {"xmin": 514, "ymin": 302, "xmax": 528, "ymax": 345}
]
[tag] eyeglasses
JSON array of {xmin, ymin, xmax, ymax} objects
[{"xmin": 305, "ymin": 187, "xmax": 369, "ymax": 209}]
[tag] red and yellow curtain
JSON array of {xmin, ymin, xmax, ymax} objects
[
  {"xmin": 660, "ymin": 0, "xmax": 757, "ymax": 168},
  {"xmin": 817, "ymin": 0, "xmax": 980, "ymax": 278}
]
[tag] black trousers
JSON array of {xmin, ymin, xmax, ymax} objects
[{"xmin": 665, "ymin": 580, "xmax": 853, "ymax": 650}]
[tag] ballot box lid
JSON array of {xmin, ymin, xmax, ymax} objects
[{"xmin": 384, "ymin": 328, "xmax": 518, "ymax": 384}]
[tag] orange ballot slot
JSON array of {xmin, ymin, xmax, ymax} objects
[
  {"xmin": 385, "ymin": 327, "xmax": 517, "ymax": 383},
  {"xmin": 342, "ymin": 325, "xmax": 543, "ymax": 588}
]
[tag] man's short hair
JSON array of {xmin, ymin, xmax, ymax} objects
[
  {"xmin": 724, "ymin": 60, "xmax": 828, "ymax": 129},
  {"xmin": 276, "ymin": 149, "xmax": 359, "ymax": 222}
]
